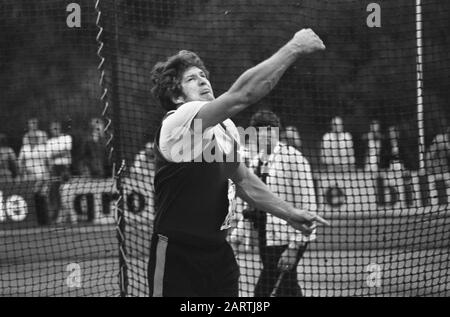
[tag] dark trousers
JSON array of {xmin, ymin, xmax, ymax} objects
[
  {"xmin": 48, "ymin": 164, "xmax": 71, "ymax": 221},
  {"xmin": 254, "ymin": 243, "xmax": 308, "ymax": 297},
  {"xmin": 148, "ymin": 233, "xmax": 240, "ymax": 297}
]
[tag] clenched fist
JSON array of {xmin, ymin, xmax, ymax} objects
[{"xmin": 288, "ymin": 28, "xmax": 326, "ymax": 54}]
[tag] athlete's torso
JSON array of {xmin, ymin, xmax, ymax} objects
[{"xmin": 153, "ymin": 109, "xmax": 240, "ymax": 245}]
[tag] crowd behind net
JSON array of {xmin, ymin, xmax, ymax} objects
[{"xmin": 0, "ymin": 0, "xmax": 449, "ymax": 296}]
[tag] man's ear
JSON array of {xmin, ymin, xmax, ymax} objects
[{"xmin": 171, "ymin": 95, "xmax": 185, "ymax": 105}]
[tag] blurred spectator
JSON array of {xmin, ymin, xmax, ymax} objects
[
  {"xmin": 380, "ymin": 125, "xmax": 405, "ymax": 171},
  {"xmin": 47, "ymin": 121, "xmax": 73, "ymax": 223},
  {"xmin": 425, "ymin": 127, "xmax": 450, "ymax": 174},
  {"xmin": 0, "ymin": 133, "xmax": 18, "ymax": 181},
  {"xmin": 47, "ymin": 121, "xmax": 72, "ymax": 180},
  {"xmin": 280, "ymin": 125, "xmax": 302, "ymax": 150},
  {"xmin": 131, "ymin": 142, "xmax": 155, "ymax": 180},
  {"xmin": 80, "ymin": 118, "xmax": 110, "ymax": 178},
  {"xmin": 18, "ymin": 132, "xmax": 49, "ymax": 180},
  {"xmin": 362, "ymin": 120, "xmax": 384, "ymax": 172},
  {"xmin": 320, "ymin": 116, "xmax": 355, "ymax": 170},
  {"xmin": 22, "ymin": 117, "xmax": 48, "ymax": 146}
]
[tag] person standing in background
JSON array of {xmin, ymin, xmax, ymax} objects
[
  {"xmin": 234, "ymin": 110, "xmax": 318, "ymax": 297},
  {"xmin": 131, "ymin": 142, "xmax": 156, "ymax": 181},
  {"xmin": 425, "ymin": 127, "xmax": 450, "ymax": 175},
  {"xmin": 80, "ymin": 118, "xmax": 110, "ymax": 178},
  {"xmin": 380, "ymin": 125, "xmax": 405, "ymax": 171},
  {"xmin": 320, "ymin": 116, "xmax": 355, "ymax": 171},
  {"xmin": 362, "ymin": 120, "xmax": 384, "ymax": 172},
  {"xmin": 0, "ymin": 133, "xmax": 18, "ymax": 181},
  {"xmin": 22, "ymin": 117, "xmax": 48, "ymax": 146},
  {"xmin": 18, "ymin": 132, "xmax": 49, "ymax": 181},
  {"xmin": 47, "ymin": 121, "xmax": 73, "ymax": 223}
]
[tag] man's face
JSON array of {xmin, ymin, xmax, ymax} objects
[
  {"xmin": 28, "ymin": 119, "xmax": 38, "ymax": 131},
  {"xmin": 50, "ymin": 123, "xmax": 61, "ymax": 137},
  {"xmin": 91, "ymin": 119, "xmax": 105, "ymax": 134},
  {"xmin": 370, "ymin": 121, "xmax": 380, "ymax": 133},
  {"xmin": 388, "ymin": 126, "xmax": 399, "ymax": 139},
  {"xmin": 178, "ymin": 66, "xmax": 214, "ymax": 103},
  {"xmin": 331, "ymin": 117, "xmax": 344, "ymax": 133}
]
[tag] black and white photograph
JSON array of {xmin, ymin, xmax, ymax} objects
[{"xmin": 0, "ymin": 0, "xmax": 449, "ymax": 302}]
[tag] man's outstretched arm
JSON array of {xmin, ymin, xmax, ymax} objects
[
  {"xmin": 196, "ymin": 29, "xmax": 325, "ymax": 130},
  {"xmin": 229, "ymin": 163, "xmax": 329, "ymax": 236}
]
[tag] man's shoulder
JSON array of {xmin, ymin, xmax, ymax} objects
[
  {"xmin": 135, "ymin": 150, "xmax": 146, "ymax": 160},
  {"xmin": 5, "ymin": 147, "xmax": 15, "ymax": 156},
  {"xmin": 278, "ymin": 143, "xmax": 311, "ymax": 165},
  {"xmin": 161, "ymin": 101, "xmax": 209, "ymax": 131},
  {"xmin": 279, "ymin": 142, "xmax": 299, "ymax": 154},
  {"xmin": 24, "ymin": 130, "xmax": 47, "ymax": 136},
  {"xmin": 222, "ymin": 118, "xmax": 239, "ymax": 135},
  {"xmin": 433, "ymin": 134, "xmax": 446, "ymax": 144},
  {"xmin": 181, "ymin": 100, "xmax": 209, "ymax": 108},
  {"xmin": 167, "ymin": 101, "xmax": 208, "ymax": 117},
  {"xmin": 20, "ymin": 144, "xmax": 32, "ymax": 151},
  {"xmin": 343, "ymin": 132, "xmax": 353, "ymax": 139},
  {"xmin": 48, "ymin": 135, "xmax": 72, "ymax": 143}
]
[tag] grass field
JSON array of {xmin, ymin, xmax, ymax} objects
[{"xmin": 1, "ymin": 218, "xmax": 449, "ymax": 297}]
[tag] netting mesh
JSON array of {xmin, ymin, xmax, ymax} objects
[
  {"xmin": 0, "ymin": 0, "xmax": 118, "ymax": 296},
  {"xmin": 0, "ymin": 0, "xmax": 449, "ymax": 297}
]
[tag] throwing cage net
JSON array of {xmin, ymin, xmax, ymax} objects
[
  {"xmin": 0, "ymin": 0, "xmax": 449, "ymax": 297},
  {"xmin": 0, "ymin": 0, "xmax": 118, "ymax": 296}
]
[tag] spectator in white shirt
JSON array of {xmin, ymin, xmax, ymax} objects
[
  {"xmin": 320, "ymin": 116, "xmax": 355, "ymax": 171},
  {"xmin": 18, "ymin": 132, "xmax": 49, "ymax": 181},
  {"xmin": 47, "ymin": 121, "xmax": 72, "ymax": 180},
  {"xmin": 22, "ymin": 117, "xmax": 48, "ymax": 146},
  {"xmin": 425, "ymin": 126, "xmax": 450, "ymax": 175},
  {"xmin": 131, "ymin": 142, "xmax": 155, "ymax": 180},
  {"xmin": 233, "ymin": 109, "xmax": 318, "ymax": 297},
  {"xmin": 47, "ymin": 121, "xmax": 73, "ymax": 223},
  {"xmin": 0, "ymin": 133, "xmax": 18, "ymax": 181},
  {"xmin": 362, "ymin": 120, "xmax": 384, "ymax": 172}
]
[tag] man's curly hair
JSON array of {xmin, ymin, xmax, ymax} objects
[{"xmin": 151, "ymin": 50, "xmax": 209, "ymax": 111}]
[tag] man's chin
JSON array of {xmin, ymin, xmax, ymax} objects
[{"xmin": 201, "ymin": 94, "xmax": 215, "ymax": 101}]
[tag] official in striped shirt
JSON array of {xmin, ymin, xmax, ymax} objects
[{"xmin": 240, "ymin": 110, "xmax": 317, "ymax": 297}]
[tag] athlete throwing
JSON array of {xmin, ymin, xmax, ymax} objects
[{"xmin": 148, "ymin": 29, "xmax": 328, "ymax": 297}]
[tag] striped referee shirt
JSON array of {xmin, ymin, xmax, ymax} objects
[{"xmin": 238, "ymin": 142, "xmax": 318, "ymax": 245}]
